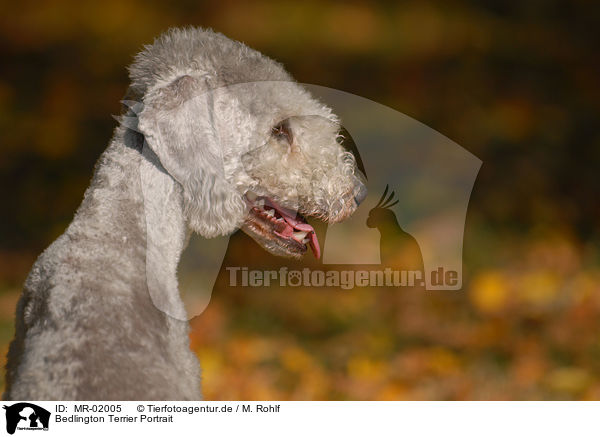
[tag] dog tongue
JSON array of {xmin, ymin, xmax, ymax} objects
[
  {"xmin": 308, "ymin": 231, "xmax": 321, "ymax": 259},
  {"xmin": 266, "ymin": 198, "xmax": 321, "ymax": 259}
]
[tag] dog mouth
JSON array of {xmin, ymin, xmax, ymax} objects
[{"xmin": 241, "ymin": 191, "xmax": 321, "ymax": 259}]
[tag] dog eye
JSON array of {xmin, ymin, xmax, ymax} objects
[{"xmin": 271, "ymin": 121, "xmax": 293, "ymax": 144}]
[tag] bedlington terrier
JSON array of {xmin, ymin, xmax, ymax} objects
[{"xmin": 3, "ymin": 27, "xmax": 367, "ymax": 400}]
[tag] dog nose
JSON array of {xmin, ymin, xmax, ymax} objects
[{"xmin": 353, "ymin": 182, "xmax": 368, "ymax": 206}]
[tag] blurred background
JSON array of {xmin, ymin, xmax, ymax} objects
[{"xmin": 0, "ymin": 0, "xmax": 599, "ymax": 399}]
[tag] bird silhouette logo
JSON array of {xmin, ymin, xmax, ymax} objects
[{"xmin": 367, "ymin": 185, "xmax": 424, "ymax": 275}]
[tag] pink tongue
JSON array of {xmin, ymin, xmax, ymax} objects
[
  {"xmin": 266, "ymin": 198, "xmax": 321, "ymax": 259},
  {"xmin": 308, "ymin": 231, "xmax": 321, "ymax": 259}
]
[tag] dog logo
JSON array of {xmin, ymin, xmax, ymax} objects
[{"xmin": 2, "ymin": 403, "xmax": 50, "ymax": 434}]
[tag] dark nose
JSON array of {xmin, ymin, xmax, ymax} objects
[{"xmin": 353, "ymin": 181, "xmax": 368, "ymax": 206}]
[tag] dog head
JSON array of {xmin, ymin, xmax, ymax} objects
[{"xmin": 132, "ymin": 28, "xmax": 366, "ymax": 259}]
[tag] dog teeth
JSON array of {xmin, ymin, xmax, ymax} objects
[
  {"xmin": 292, "ymin": 231, "xmax": 308, "ymax": 242},
  {"xmin": 246, "ymin": 191, "xmax": 258, "ymax": 202},
  {"xmin": 256, "ymin": 199, "xmax": 265, "ymax": 208},
  {"xmin": 265, "ymin": 209, "xmax": 275, "ymax": 217},
  {"xmin": 302, "ymin": 238, "xmax": 309, "ymax": 244}
]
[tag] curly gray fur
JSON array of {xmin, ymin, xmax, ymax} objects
[{"xmin": 3, "ymin": 27, "xmax": 365, "ymax": 400}]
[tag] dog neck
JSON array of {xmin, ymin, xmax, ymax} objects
[
  {"xmin": 73, "ymin": 126, "xmax": 191, "ymax": 322},
  {"xmin": 6, "ymin": 128, "xmax": 202, "ymax": 399}
]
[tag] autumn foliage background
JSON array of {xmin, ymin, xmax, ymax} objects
[{"xmin": 0, "ymin": 0, "xmax": 599, "ymax": 399}]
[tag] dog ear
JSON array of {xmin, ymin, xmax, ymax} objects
[{"xmin": 137, "ymin": 75, "xmax": 246, "ymax": 238}]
